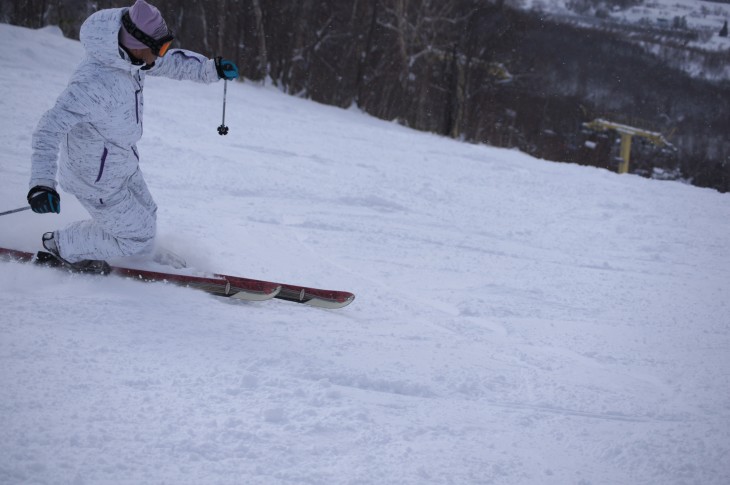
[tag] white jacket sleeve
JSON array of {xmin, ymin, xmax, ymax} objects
[
  {"xmin": 148, "ymin": 49, "xmax": 220, "ymax": 83},
  {"xmin": 30, "ymin": 81, "xmax": 109, "ymax": 190}
]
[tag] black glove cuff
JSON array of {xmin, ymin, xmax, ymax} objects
[
  {"xmin": 27, "ymin": 185, "xmax": 59, "ymax": 203},
  {"xmin": 214, "ymin": 56, "xmax": 225, "ymax": 79}
]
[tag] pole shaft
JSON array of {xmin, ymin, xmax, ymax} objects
[
  {"xmin": 221, "ymin": 80, "xmax": 228, "ymax": 125},
  {"xmin": 0, "ymin": 206, "xmax": 31, "ymax": 217}
]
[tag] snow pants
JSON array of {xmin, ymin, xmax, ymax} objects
[{"xmin": 56, "ymin": 169, "xmax": 157, "ymax": 263}]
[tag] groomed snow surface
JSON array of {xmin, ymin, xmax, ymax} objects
[{"xmin": 1, "ymin": 24, "xmax": 729, "ymax": 485}]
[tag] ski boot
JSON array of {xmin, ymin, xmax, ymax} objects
[{"xmin": 40, "ymin": 232, "xmax": 111, "ymax": 274}]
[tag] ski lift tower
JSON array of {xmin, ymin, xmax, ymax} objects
[{"xmin": 583, "ymin": 118, "xmax": 671, "ymax": 174}]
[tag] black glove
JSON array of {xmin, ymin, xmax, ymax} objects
[
  {"xmin": 215, "ymin": 57, "xmax": 239, "ymax": 80},
  {"xmin": 27, "ymin": 186, "xmax": 60, "ymax": 214}
]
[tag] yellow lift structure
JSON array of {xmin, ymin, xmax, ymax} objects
[{"xmin": 583, "ymin": 118, "xmax": 672, "ymax": 174}]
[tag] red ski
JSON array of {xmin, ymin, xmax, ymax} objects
[{"xmin": 0, "ymin": 247, "xmax": 354, "ymax": 309}]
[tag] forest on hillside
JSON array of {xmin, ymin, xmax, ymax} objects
[{"xmin": 3, "ymin": 0, "xmax": 729, "ymax": 191}]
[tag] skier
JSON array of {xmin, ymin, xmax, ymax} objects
[{"xmin": 26, "ymin": 0, "xmax": 238, "ymax": 271}]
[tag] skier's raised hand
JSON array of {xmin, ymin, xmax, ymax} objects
[{"xmin": 27, "ymin": 186, "xmax": 60, "ymax": 214}]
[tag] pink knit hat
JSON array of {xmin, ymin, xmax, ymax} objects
[{"xmin": 119, "ymin": 0, "xmax": 169, "ymax": 50}]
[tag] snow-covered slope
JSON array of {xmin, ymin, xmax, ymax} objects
[
  {"xmin": 520, "ymin": 0, "xmax": 730, "ymax": 55},
  {"xmin": 520, "ymin": 0, "xmax": 730, "ymax": 32},
  {"xmin": 1, "ymin": 23, "xmax": 729, "ymax": 485}
]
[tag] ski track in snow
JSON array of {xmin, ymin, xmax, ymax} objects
[{"xmin": 1, "ymin": 24, "xmax": 729, "ymax": 485}]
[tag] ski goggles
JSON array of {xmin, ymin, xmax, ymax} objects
[{"xmin": 121, "ymin": 11, "xmax": 174, "ymax": 57}]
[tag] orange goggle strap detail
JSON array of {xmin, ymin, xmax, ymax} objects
[
  {"xmin": 121, "ymin": 11, "xmax": 174, "ymax": 57},
  {"xmin": 158, "ymin": 39, "xmax": 173, "ymax": 57}
]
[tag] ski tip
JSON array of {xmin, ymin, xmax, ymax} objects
[
  {"xmin": 302, "ymin": 293, "xmax": 355, "ymax": 309},
  {"xmin": 273, "ymin": 285, "xmax": 355, "ymax": 309}
]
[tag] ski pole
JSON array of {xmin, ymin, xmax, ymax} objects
[
  {"xmin": 217, "ymin": 79, "xmax": 229, "ymax": 135},
  {"xmin": 0, "ymin": 206, "xmax": 31, "ymax": 217}
]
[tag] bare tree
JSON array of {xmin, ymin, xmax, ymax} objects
[{"xmin": 250, "ymin": 0, "xmax": 267, "ymax": 79}]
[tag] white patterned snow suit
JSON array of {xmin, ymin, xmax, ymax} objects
[{"xmin": 30, "ymin": 7, "xmax": 220, "ymax": 263}]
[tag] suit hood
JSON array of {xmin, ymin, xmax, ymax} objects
[{"xmin": 79, "ymin": 8, "xmax": 132, "ymax": 71}]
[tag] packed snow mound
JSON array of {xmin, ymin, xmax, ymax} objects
[{"xmin": 1, "ymin": 22, "xmax": 729, "ymax": 485}]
